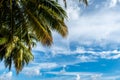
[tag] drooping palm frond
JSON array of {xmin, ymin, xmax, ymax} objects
[
  {"xmin": 0, "ymin": 0, "xmax": 68, "ymax": 73},
  {"xmin": 36, "ymin": 0, "xmax": 68, "ymax": 37},
  {"xmin": 13, "ymin": 40, "xmax": 33, "ymax": 73},
  {"xmin": 4, "ymin": 36, "xmax": 34, "ymax": 73},
  {"xmin": 26, "ymin": 9, "xmax": 53, "ymax": 46}
]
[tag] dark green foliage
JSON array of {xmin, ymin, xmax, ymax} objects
[
  {"xmin": 0, "ymin": 0, "xmax": 68, "ymax": 73},
  {"xmin": 0, "ymin": 0, "xmax": 88, "ymax": 73}
]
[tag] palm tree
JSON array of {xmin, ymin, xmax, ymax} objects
[
  {"xmin": 0, "ymin": 0, "xmax": 88, "ymax": 73},
  {"xmin": 0, "ymin": 0, "xmax": 68, "ymax": 73}
]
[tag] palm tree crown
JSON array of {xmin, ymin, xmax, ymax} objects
[
  {"xmin": 0, "ymin": 0, "xmax": 68, "ymax": 73},
  {"xmin": 0, "ymin": 0, "xmax": 88, "ymax": 73}
]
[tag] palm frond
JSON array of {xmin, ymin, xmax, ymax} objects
[
  {"xmin": 0, "ymin": 37, "xmax": 8, "ymax": 45},
  {"xmin": 26, "ymin": 9, "xmax": 53, "ymax": 46},
  {"xmin": 0, "ymin": 0, "xmax": 68, "ymax": 73}
]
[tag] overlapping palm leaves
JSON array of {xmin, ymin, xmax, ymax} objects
[
  {"xmin": 0, "ymin": 0, "xmax": 67, "ymax": 73},
  {"xmin": 0, "ymin": 0, "xmax": 88, "ymax": 73}
]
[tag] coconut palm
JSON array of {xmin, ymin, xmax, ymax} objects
[
  {"xmin": 0, "ymin": 0, "xmax": 88, "ymax": 73},
  {"xmin": 0, "ymin": 0, "xmax": 68, "ymax": 73}
]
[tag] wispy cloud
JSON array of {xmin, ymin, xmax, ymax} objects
[
  {"xmin": 47, "ymin": 71, "xmax": 102, "ymax": 80},
  {"xmin": 43, "ymin": 0, "xmax": 120, "ymax": 58},
  {"xmin": 32, "ymin": 0, "xmax": 120, "ymax": 61},
  {"xmin": 0, "ymin": 72, "xmax": 12, "ymax": 80},
  {"xmin": 46, "ymin": 71, "xmax": 120, "ymax": 80},
  {"xmin": 109, "ymin": 0, "xmax": 120, "ymax": 8},
  {"xmin": 22, "ymin": 63, "xmax": 58, "ymax": 76},
  {"xmin": 51, "ymin": 48, "xmax": 120, "ymax": 60},
  {"xmin": 30, "ymin": 1, "xmax": 120, "ymax": 79}
]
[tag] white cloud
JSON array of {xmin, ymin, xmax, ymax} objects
[
  {"xmin": 32, "ymin": 43, "xmax": 48, "ymax": 52},
  {"xmin": 33, "ymin": 0, "xmax": 120, "ymax": 60},
  {"xmin": 27, "ymin": 2, "xmax": 120, "ymax": 63},
  {"xmin": 68, "ymin": 10, "xmax": 120, "ymax": 44},
  {"xmin": 76, "ymin": 74, "xmax": 81, "ymax": 80},
  {"xmin": 77, "ymin": 55, "xmax": 97, "ymax": 62},
  {"xmin": 109, "ymin": 0, "xmax": 118, "ymax": 7},
  {"xmin": 47, "ymin": 71, "xmax": 120, "ymax": 80},
  {"xmin": 47, "ymin": 71, "xmax": 102, "ymax": 80},
  {"xmin": 91, "ymin": 74, "xmax": 102, "ymax": 80},
  {"xmin": 47, "ymin": 42, "xmax": 120, "ymax": 59},
  {"xmin": 109, "ymin": 0, "xmax": 120, "ymax": 8},
  {"xmin": 0, "ymin": 72, "xmax": 12, "ymax": 80},
  {"xmin": 102, "ymin": 75, "xmax": 120, "ymax": 80},
  {"xmin": 70, "ymin": 1, "xmax": 120, "ymax": 43},
  {"xmin": 75, "ymin": 49, "xmax": 120, "ymax": 60},
  {"xmin": 22, "ymin": 63, "xmax": 58, "ymax": 76},
  {"xmin": 35, "ymin": 63, "xmax": 58, "ymax": 69},
  {"xmin": 47, "ymin": 47, "xmax": 120, "ymax": 60},
  {"xmin": 47, "ymin": 71, "xmax": 100, "ymax": 76},
  {"xmin": 66, "ymin": 1, "xmax": 80, "ymax": 21},
  {"xmin": 23, "ymin": 67, "xmax": 41, "ymax": 76},
  {"xmin": 27, "ymin": 1, "xmax": 120, "ymax": 80},
  {"xmin": 49, "ymin": 0, "xmax": 120, "ymax": 59},
  {"xmin": 107, "ymin": 54, "xmax": 120, "ymax": 59}
]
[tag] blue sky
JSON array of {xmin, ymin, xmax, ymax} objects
[{"xmin": 1, "ymin": 0, "xmax": 120, "ymax": 80}]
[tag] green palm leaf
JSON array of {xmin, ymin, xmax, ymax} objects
[{"xmin": 0, "ymin": 0, "xmax": 70, "ymax": 73}]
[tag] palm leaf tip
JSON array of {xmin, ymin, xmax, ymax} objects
[
  {"xmin": 60, "ymin": 25, "xmax": 68, "ymax": 37},
  {"xmin": 79, "ymin": 0, "xmax": 88, "ymax": 6},
  {"xmin": 83, "ymin": 0, "xmax": 88, "ymax": 6}
]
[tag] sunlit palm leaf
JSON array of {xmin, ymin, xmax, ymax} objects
[{"xmin": 0, "ymin": 0, "xmax": 68, "ymax": 73}]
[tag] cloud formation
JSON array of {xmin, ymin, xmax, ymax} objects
[
  {"xmin": 42, "ymin": 0, "xmax": 120, "ymax": 58},
  {"xmin": 0, "ymin": 72, "xmax": 12, "ymax": 80},
  {"xmin": 109, "ymin": 0, "xmax": 120, "ymax": 7},
  {"xmin": 30, "ymin": 1, "xmax": 120, "ymax": 80},
  {"xmin": 22, "ymin": 63, "xmax": 58, "ymax": 76},
  {"xmin": 47, "ymin": 71, "xmax": 120, "ymax": 80}
]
